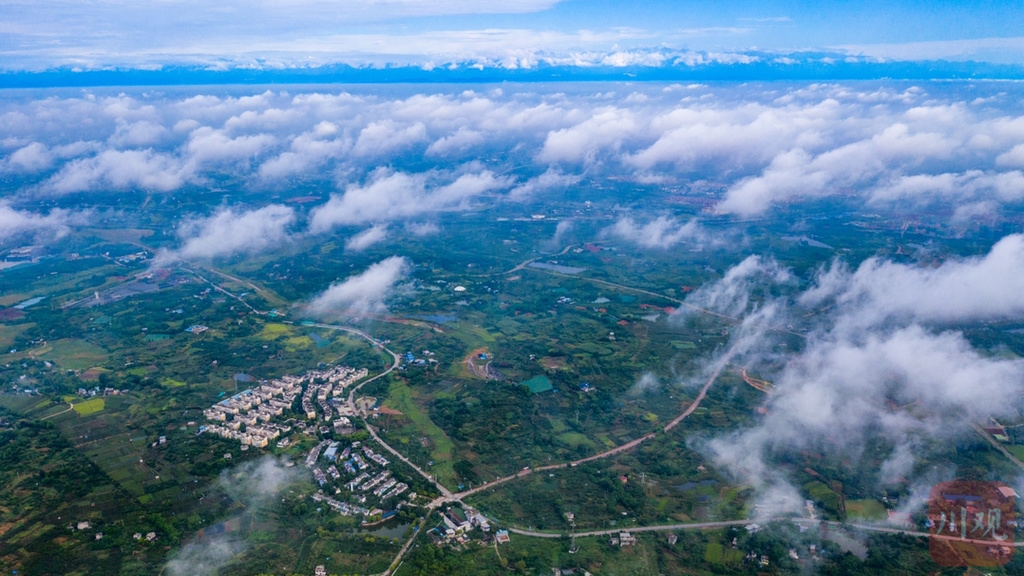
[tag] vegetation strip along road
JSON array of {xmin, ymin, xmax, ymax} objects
[{"xmin": 509, "ymin": 517, "xmax": 1024, "ymax": 547}]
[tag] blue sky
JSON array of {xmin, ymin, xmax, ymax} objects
[{"xmin": 2, "ymin": 0, "xmax": 1024, "ymax": 72}]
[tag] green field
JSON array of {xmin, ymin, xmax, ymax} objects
[
  {"xmin": 521, "ymin": 375, "xmax": 553, "ymax": 394},
  {"xmin": 704, "ymin": 542, "xmax": 744, "ymax": 564},
  {"xmin": 1007, "ymin": 445, "xmax": 1024, "ymax": 461},
  {"xmin": 259, "ymin": 322, "xmax": 293, "ymax": 339},
  {"xmin": 846, "ymin": 499, "xmax": 887, "ymax": 520},
  {"xmin": 383, "ymin": 381, "xmax": 458, "ymax": 487},
  {"xmin": 0, "ymin": 322, "xmax": 34, "ymax": 350},
  {"xmin": 40, "ymin": 338, "xmax": 109, "ymax": 371},
  {"xmin": 72, "ymin": 397, "xmax": 105, "ymax": 415}
]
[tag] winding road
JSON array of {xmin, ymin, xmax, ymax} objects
[{"xmin": 312, "ymin": 323, "xmax": 456, "ymax": 502}]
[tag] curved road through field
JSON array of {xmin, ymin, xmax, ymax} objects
[
  {"xmin": 312, "ymin": 323, "xmax": 455, "ymax": 503},
  {"xmin": 40, "ymin": 402, "xmax": 74, "ymax": 420}
]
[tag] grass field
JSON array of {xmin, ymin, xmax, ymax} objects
[
  {"xmin": 284, "ymin": 336, "xmax": 313, "ymax": 351},
  {"xmin": 0, "ymin": 322, "xmax": 34, "ymax": 350},
  {"xmin": 0, "ymin": 292, "xmax": 30, "ymax": 307},
  {"xmin": 73, "ymin": 398, "xmax": 105, "ymax": 416},
  {"xmin": 522, "ymin": 375, "xmax": 553, "ymax": 394},
  {"xmin": 1007, "ymin": 445, "xmax": 1024, "ymax": 461},
  {"xmin": 846, "ymin": 499, "xmax": 886, "ymax": 520},
  {"xmin": 383, "ymin": 381, "xmax": 457, "ymax": 488},
  {"xmin": 557, "ymin": 432, "xmax": 594, "ymax": 449},
  {"xmin": 705, "ymin": 542, "xmax": 744, "ymax": 564},
  {"xmin": 41, "ymin": 338, "xmax": 109, "ymax": 371},
  {"xmin": 259, "ymin": 323, "xmax": 293, "ymax": 339}
]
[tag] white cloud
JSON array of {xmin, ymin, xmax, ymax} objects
[
  {"xmin": 868, "ymin": 170, "xmax": 1024, "ymax": 205},
  {"xmin": 186, "ymin": 127, "xmax": 276, "ymax": 165},
  {"xmin": 607, "ymin": 216, "xmax": 706, "ymax": 249},
  {"xmin": 108, "ymin": 119, "xmax": 169, "ymax": 148},
  {"xmin": 801, "ymin": 233, "xmax": 1024, "ymax": 328},
  {"xmin": 0, "ymin": 201, "xmax": 86, "ymax": 242},
  {"xmin": 691, "ymin": 236, "xmax": 1024, "ymax": 510},
  {"xmin": 996, "ymin": 143, "xmax": 1024, "ymax": 167},
  {"xmin": 306, "ymin": 256, "xmax": 410, "ymax": 317},
  {"xmin": 717, "ymin": 123, "xmax": 959, "ymax": 216},
  {"xmin": 345, "ymin": 224, "xmax": 389, "ymax": 252},
  {"xmin": 258, "ymin": 121, "xmax": 351, "ymax": 179},
  {"xmin": 405, "ymin": 221, "xmax": 440, "ymax": 236},
  {"xmin": 4, "ymin": 83, "xmax": 1024, "ymax": 221},
  {"xmin": 678, "ymin": 255, "xmax": 791, "ymax": 319},
  {"xmin": 7, "ymin": 142, "xmax": 52, "ymax": 172},
  {"xmin": 169, "ymin": 204, "xmax": 295, "ymax": 260},
  {"xmin": 164, "ymin": 457, "xmax": 299, "ymax": 576},
  {"xmin": 308, "ymin": 169, "xmax": 508, "ymax": 231},
  {"xmin": 46, "ymin": 149, "xmax": 192, "ymax": 194},
  {"xmin": 538, "ymin": 107, "xmax": 639, "ymax": 163},
  {"xmin": 507, "ymin": 168, "xmax": 580, "ymax": 201},
  {"xmin": 352, "ymin": 120, "xmax": 428, "ymax": 157},
  {"xmin": 426, "ymin": 127, "xmax": 486, "ymax": 156}
]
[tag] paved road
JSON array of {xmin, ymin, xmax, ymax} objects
[
  {"xmin": 184, "ymin": 267, "xmax": 263, "ymax": 314},
  {"xmin": 366, "ymin": 422, "xmax": 454, "ymax": 500},
  {"xmin": 384, "ymin": 516, "xmax": 429, "ymax": 576},
  {"xmin": 509, "ymin": 519, "xmax": 766, "ymax": 539},
  {"xmin": 664, "ymin": 346, "xmax": 738, "ymax": 432},
  {"xmin": 40, "ymin": 402, "xmax": 74, "ymax": 420},
  {"xmin": 534, "ymin": 271, "xmax": 806, "ymax": 340},
  {"xmin": 511, "ymin": 517, "xmax": 1024, "ymax": 548},
  {"xmin": 314, "ymin": 323, "xmax": 455, "ymax": 503},
  {"xmin": 455, "ymin": 344, "xmax": 740, "ymax": 500},
  {"xmin": 463, "ymin": 243, "xmax": 577, "ymax": 278},
  {"xmin": 971, "ymin": 422, "xmax": 1024, "ymax": 471}
]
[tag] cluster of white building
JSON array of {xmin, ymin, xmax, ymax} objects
[
  {"xmin": 202, "ymin": 380, "xmax": 303, "ymax": 447},
  {"xmin": 312, "ymin": 491, "xmax": 370, "ymax": 517},
  {"xmin": 304, "ymin": 437, "xmax": 408, "ymax": 517},
  {"xmin": 202, "ymin": 365, "xmax": 367, "ymax": 447},
  {"xmin": 429, "ymin": 506, "xmax": 492, "ymax": 545},
  {"xmin": 301, "ymin": 366, "xmax": 369, "ymax": 420}
]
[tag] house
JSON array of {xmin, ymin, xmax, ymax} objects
[
  {"xmin": 323, "ymin": 442, "xmax": 339, "ymax": 461},
  {"xmin": 495, "ymin": 529, "xmax": 510, "ymax": 544},
  {"xmin": 146, "ymin": 532, "xmax": 157, "ymax": 542},
  {"xmin": 314, "ymin": 565, "xmax": 327, "ymax": 576},
  {"xmin": 447, "ymin": 507, "xmax": 471, "ymax": 532},
  {"xmin": 468, "ymin": 509, "xmax": 491, "ymax": 531},
  {"xmin": 618, "ymin": 532, "xmax": 636, "ymax": 546},
  {"xmin": 667, "ymin": 533, "xmax": 678, "ymax": 545},
  {"xmin": 984, "ymin": 426, "xmax": 1010, "ymax": 442},
  {"xmin": 442, "ymin": 508, "xmax": 468, "ymax": 532}
]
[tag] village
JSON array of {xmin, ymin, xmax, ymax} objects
[
  {"xmin": 200, "ymin": 364, "xmax": 430, "ymax": 523},
  {"xmin": 201, "ymin": 365, "xmax": 368, "ymax": 448}
]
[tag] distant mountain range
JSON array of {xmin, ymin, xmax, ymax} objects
[{"xmin": 4, "ymin": 51, "xmax": 1024, "ymax": 88}]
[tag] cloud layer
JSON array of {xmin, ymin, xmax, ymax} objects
[
  {"xmin": 0, "ymin": 201, "xmax": 88, "ymax": 243},
  {"xmin": 166, "ymin": 204, "xmax": 296, "ymax": 261},
  {"xmin": 305, "ymin": 256, "xmax": 410, "ymax": 317},
  {"xmin": 4, "ymin": 84, "xmax": 1024, "ymax": 221},
  {"xmin": 680, "ymin": 236, "xmax": 1024, "ymax": 514},
  {"xmin": 164, "ymin": 456, "xmax": 299, "ymax": 576}
]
